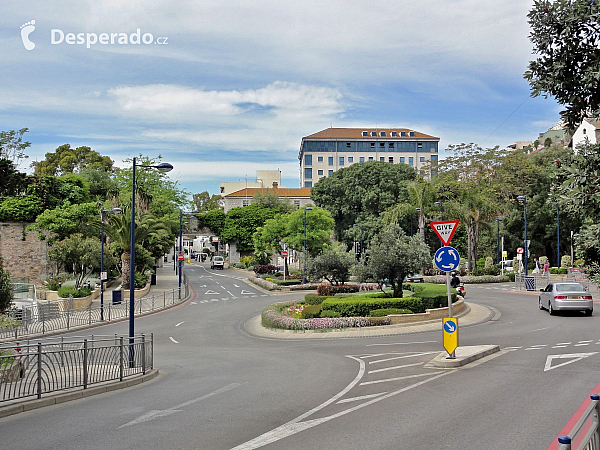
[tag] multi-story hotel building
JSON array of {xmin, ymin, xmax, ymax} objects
[{"xmin": 299, "ymin": 127, "xmax": 440, "ymax": 187}]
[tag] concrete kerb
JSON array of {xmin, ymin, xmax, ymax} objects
[{"xmin": 0, "ymin": 369, "xmax": 160, "ymax": 419}]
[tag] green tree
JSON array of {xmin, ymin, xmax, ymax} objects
[
  {"xmin": 253, "ymin": 213, "xmax": 289, "ymax": 259},
  {"xmin": 27, "ymin": 202, "xmax": 99, "ymax": 243},
  {"xmin": 253, "ymin": 189, "xmax": 295, "ymax": 213},
  {"xmin": 32, "ymin": 144, "xmax": 114, "ymax": 176},
  {"xmin": 524, "ymin": 0, "xmax": 600, "ymax": 129},
  {"xmin": 192, "ymin": 191, "xmax": 221, "ymax": 213},
  {"xmin": 0, "ymin": 128, "xmax": 30, "ymax": 168},
  {"xmin": 0, "ymin": 254, "xmax": 12, "ymax": 312},
  {"xmin": 221, "ymin": 204, "xmax": 279, "ymax": 252},
  {"xmin": 197, "ymin": 209, "xmax": 225, "ymax": 236},
  {"xmin": 356, "ymin": 224, "xmax": 430, "ymax": 298},
  {"xmin": 283, "ymin": 207, "xmax": 334, "ymax": 257},
  {"xmin": 0, "ymin": 158, "xmax": 27, "ymax": 197},
  {"xmin": 311, "ymin": 161, "xmax": 416, "ymax": 242},
  {"xmin": 307, "ymin": 243, "xmax": 356, "ymax": 285}
]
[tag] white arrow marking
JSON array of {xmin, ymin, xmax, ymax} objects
[
  {"xmin": 169, "ymin": 337, "xmax": 179, "ymax": 344},
  {"xmin": 442, "ymin": 263, "xmax": 453, "ymax": 270},
  {"xmin": 445, "ymin": 324, "xmax": 455, "ymax": 332},
  {"xmin": 436, "ymin": 253, "xmax": 443, "ymax": 262},
  {"xmin": 448, "ymin": 249, "xmax": 457, "ymax": 260},
  {"xmin": 175, "ymin": 321, "xmax": 185, "ymax": 327},
  {"xmin": 190, "ymin": 301, "xmax": 197, "ymax": 305},
  {"xmin": 240, "ymin": 290, "xmax": 254, "ymax": 295},
  {"xmin": 233, "ymin": 284, "xmax": 240, "ymax": 288},
  {"xmin": 544, "ymin": 353, "xmax": 597, "ymax": 372},
  {"xmin": 205, "ymin": 290, "xmax": 219, "ymax": 295},
  {"xmin": 118, "ymin": 383, "xmax": 243, "ymax": 429},
  {"xmin": 198, "ymin": 284, "xmax": 206, "ymax": 287}
]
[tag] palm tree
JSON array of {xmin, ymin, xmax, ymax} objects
[{"xmin": 102, "ymin": 209, "xmax": 170, "ymax": 287}]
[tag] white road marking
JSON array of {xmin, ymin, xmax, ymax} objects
[
  {"xmin": 190, "ymin": 301, "xmax": 197, "ymax": 305},
  {"xmin": 575, "ymin": 343, "xmax": 590, "ymax": 346},
  {"xmin": 529, "ymin": 327, "xmax": 550, "ymax": 332},
  {"xmin": 200, "ymin": 300, "xmax": 208, "ymax": 303},
  {"xmin": 578, "ymin": 340, "xmax": 593, "ymax": 343},
  {"xmin": 211, "ymin": 299, "xmax": 219, "ymax": 302},
  {"xmin": 230, "ymin": 356, "xmax": 453, "ymax": 450},
  {"xmin": 360, "ymin": 372, "xmax": 440, "ymax": 386},
  {"xmin": 530, "ymin": 344, "xmax": 547, "ymax": 347},
  {"xmin": 240, "ymin": 290, "xmax": 254, "ymax": 295},
  {"xmin": 544, "ymin": 353, "xmax": 598, "ymax": 372},
  {"xmin": 337, "ymin": 392, "xmax": 388, "ymax": 404},
  {"xmin": 525, "ymin": 347, "xmax": 543, "ymax": 351},
  {"xmin": 366, "ymin": 340, "xmax": 437, "ymax": 347},
  {"xmin": 118, "ymin": 383, "xmax": 243, "ymax": 429},
  {"xmin": 504, "ymin": 346, "xmax": 522, "ymax": 350},
  {"xmin": 368, "ymin": 362, "xmax": 423, "ymax": 374},
  {"xmin": 169, "ymin": 337, "xmax": 179, "ymax": 344},
  {"xmin": 552, "ymin": 346, "xmax": 567, "ymax": 349},
  {"xmin": 557, "ymin": 342, "xmax": 572, "ymax": 345},
  {"xmin": 369, "ymin": 351, "xmax": 439, "ymax": 365},
  {"xmin": 205, "ymin": 290, "xmax": 219, "ymax": 295},
  {"xmin": 234, "ymin": 284, "xmax": 240, "ymax": 288},
  {"xmin": 227, "ymin": 291, "xmax": 236, "ymax": 298},
  {"xmin": 175, "ymin": 322, "xmax": 185, "ymax": 327}
]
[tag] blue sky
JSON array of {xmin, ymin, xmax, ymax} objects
[{"xmin": 2, "ymin": 0, "xmax": 560, "ymax": 200}]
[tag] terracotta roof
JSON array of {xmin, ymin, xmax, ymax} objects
[
  {"xmin": 224, "ymin": 187, "xmax": 312, "ymax": 198},
  {"xmin": 302, "ymin": 127, "xmax": 438, "ymax": 140}
]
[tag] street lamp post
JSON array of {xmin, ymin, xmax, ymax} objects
[
  {"xmin": 517, "ymin": 196, "xmax": 528, "ymax": 275},
  {"xmin": 303, "ymin": 207, "xmax": 312, "ymax": 284},
  {"xmin": 433, "ymin": 201, "xmax": 444, "ymax": 220},
  {"xmin": 556, "ymin": 202, "xmax": 560, "ymax": 268},
  {"xmin": 495, "ymin": 217, "xmax": 502, "ymax": 265},
  {"xmin": 100, "ymin": 207, "xmax": 122, "ymax": 322},
  {"xmin": 129, "ymin": 157, "xmax": 173, "ymax": 366}
]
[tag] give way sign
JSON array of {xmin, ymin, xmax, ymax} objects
[{"xmin": 430, "ymin": 220, "xmax": 459, "ymax": 246}]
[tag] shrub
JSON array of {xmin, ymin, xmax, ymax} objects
[
  {"xmin": 304, "ymin": 293, "xmax": 322, "ymax": 305},
  {"xmin": 248, "ymin": 276, "xmax": 281, "ymax": 290},
  {"xmin": 134, "ymin": 272, "xmax": 149, "ymax": 289},
  {"xmin": 301, "ymin": 304, "xmax": 322, "ymax": 319},
  {"xmin": 320, "ymin": 309, "xmax": 341, "ymax": 318},
  {"xmin": 506, "ymin": 271, "xmax": 516, "ymax": 282},
  {"xmin": 317, "ymin": 284, "xmax": 360, "ymax": 296},
  {"xmin": 253, "ymin": 264, "xmax": 278, "ymax": 275},
  {"xmin": 321, "ymin": 295, "xmax": 424, "ymax": 316},
  {"xmin": 57, "ymin": 286, "xmax": 92, "ymax": 298},
  {"xmin": 561, "ymin": 255, "xmax": 572, "ymax": 268},
  {"xmin": 44, "ymin": 278, "xmax": 59, "ymax": 291},
  {"xmin": 270, "ymin": 279, "xmax": 302, "ymax": 286},
  {"xmin": 289, "ymin": 283, "xmax": 320, "ymax": 291},
  {"xmin": 550, "ymin": 267, "xmax": 568, "ymax": 274},
  {"xmin": 485, "ymin": 256, "xmax": 494, "ymax": 269},
  {"xmin": 370, "ymin": 308, "xmax": 413, "ymax": 317}
]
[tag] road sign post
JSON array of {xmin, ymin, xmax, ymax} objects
[
  {"xmin": 443, "ymin": 317, "xmax": 458, "ymax": 358},
  {"xmin": 434, "ymin": 246, "xmax": 461, "ymax": 319}
]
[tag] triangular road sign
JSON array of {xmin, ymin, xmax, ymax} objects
[
  {"xmin": 430, "ymin": 220, "xmax": 459, "ymax": 246},
  {"xmin": 544, "ymin": 352, "xmax": 597, "ymax": 372}
]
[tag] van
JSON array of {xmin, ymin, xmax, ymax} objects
[{"xmin": 211, "ymin": 256, "xmax": 224, "ymax": 270}]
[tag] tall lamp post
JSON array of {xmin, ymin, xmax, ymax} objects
[
  {"xmin": 129, "ymin": 157, "xmax": 173, "ymax": 366},
  {"xmin": 353, "ymin": 223, "xmax": 364, "ymax": 261},
  {"xmin": 495, "ymin": 217, "xmax": 502, "ymax": 265},
  {"xmin": 303, "ymin": 207, "xmax": 312, "ymax": 284},
  {"xmin": 517, "ymin": 196, "xmax": 528, "ymax": 275},
  {"xmin": 179, "ymin": 210, "xmax": 197, "ymax": 299},
  {"xmin": 556, "ymin": 201, "xmax": 560, "ymax": 268},
  {"xmin": 433, "ymin": 201, "xmax": 444, "ymax": 220},
  {"xmin": 100, "ymin": 207, "xmax": 122, "ymax": 322}
]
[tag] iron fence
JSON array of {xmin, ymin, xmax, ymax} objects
[
  {"xmin": 514, "ymin": 272, "xmax": 599, "ymax": 294},
  {"xmin": 0, "ymin": 275, "xmax": 189, "ymax": 340},
  {"xmin": 0, "ymin": 334, "xmax": 152, "ymax": 404}
]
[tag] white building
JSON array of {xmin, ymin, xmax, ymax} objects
[{"xmin": 572, "ymin": 118, "xmax": 600, "ymax": 151}]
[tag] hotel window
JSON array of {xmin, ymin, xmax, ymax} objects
[
  {"xmin": 380, "ymin": 157, "xmax": 384, "ymax": 162},
  {"xmin": 417, "ymin": 143, "xmax": 423, "ymax": 150},
  {"xmin": 304, "ymin": 168, "xmax": 312, "ymax": 179},
  {"xmin": 346, "ymin": 142, "xmax": 351, "ymax": 148},
  {"xmin": 328, "ymin": 170, "xmax": 333, "ymax": 175},
  {"xmin": 400, "ymin": 157, "xmax": 405, "ymax": 163},
  {"xmin": 305, "ymin": 154, "xmax": 312, "ymax": 165},
  {"xmin": 242, "ymin": 199, "xmax": 250, "ymax": 207},
  {"xmin": 389, "ymin": 157, "xmax": 393, "ymax": 163},
  {"xmin": 409, "ymin": 131, "xmax": 415, "ymax": 137},
  {"xmin": 328, "ymin": 156, "xmax": 334, "ymax": 166},
  {"xmin": 317, "ymin": 169, "xmax": 323, "ymax": 175},
  {"xmin": 371, "ymin": 131, "xmax": 377, "ymax": 137},
  {"xmin": 368, "ymin": 157, "xmax": 374, "ymax": 161},
  {"xmin": 409, "ymin": 157, "xmax": 414, "ymax": 166},
  {"xmin": 380, "ymin": 142, "xmax": 385, "ymax": 148},
  {"xmin": 294, "ymin": 200, "xmax": 301, "ymax": 207},
  {"xmin": 348, "ymin": 157, "xmax": 354, "ymax": 162},
  {"xmin": 362, "ymin": 131, "xmax": 368, "ymax": 136},
  {"xmin": 318, "ymin": 156, "xmax": 323, "ymax": 162},
  {"xmin": 401, "ymin": 131, "xmax": 406, "ymax": 137},
  {"xmin": 359, "ymin": 157, "xmax": 365, "ymax": 163},
  {"xmin": 391, "ymin": 131, "xmax": 397, "ymax": 137},
  {"xmin": 420, "ymin": 156, "xmax": 425, "ymax": 162},
  {"xmin": 304, "ymin": 181, "xmax": 312, "ymax": 187},
  {"xmin": 380, "ymin": 131, "xmax": 386, "ymax": 137},
  {"xmin": 339, "ymin": 157, "xmax": 345, "ymax": 166},
  {"xmin": 370, "ymin": 142, "xmax": 375, "ymax": 148},
  {"xmin": 389, "ymin": 142, "xmax": 394, "ymax": 148}
]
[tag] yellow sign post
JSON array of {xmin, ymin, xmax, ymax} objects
[{"xmin": 442, "ymin": 317, "xmax": 459, "ymax": 357}]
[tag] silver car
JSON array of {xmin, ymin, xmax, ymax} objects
[{"xmin": 538, "ymin": 282, "xmax": 593, "ymax": 316}]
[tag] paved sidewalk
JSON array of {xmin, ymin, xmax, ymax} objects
[{"xmin": 245, "ymin": 301, "xmax": 499, "ymax": 340}]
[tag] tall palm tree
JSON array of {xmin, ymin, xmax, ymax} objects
[{"xmin": 102, "ymin": 209, "xmax": 170, "ymax": 287}]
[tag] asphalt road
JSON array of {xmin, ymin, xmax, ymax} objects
[{"xmin": 1, "ymin": 263, "xmax": 599, "ymax": 449}]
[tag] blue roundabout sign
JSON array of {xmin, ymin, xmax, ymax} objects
[{"xmin": 434, "ymin": 246, "xmax": 460, "ymax": 272}]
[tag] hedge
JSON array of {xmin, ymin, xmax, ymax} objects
[
  {"xmin": 317, "ymin": 284, "xmax": 360, "ymax": 296},
  {"xmin": 321, "ymin": 295, "xmax": 424, "ymax": 316},
  {"xmin": 304, "ymin": 294, "xmax": 322, "ymax": 305},
  {"xmin": 253, "ymin": 264, "xmax": 279, "ymax": 275},
  {"xmin": 370, "ymin": 308, "xmax": 413, "ymax": 317},
  {"xmin": 404, "ymin": 283, "xmax": 458, "ymax": 310}
]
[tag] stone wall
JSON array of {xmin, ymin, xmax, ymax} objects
[{"xmin": 0, "ymin": 222, "xmax": 52, "ymax": 286}]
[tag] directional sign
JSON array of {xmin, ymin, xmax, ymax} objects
[
  {"xmin": 516, "ymin": 247, "xmax": 524, "ymax": 255},
  {"xmin": 430, "ymin": 220, "xmax": 459, "ymax": 246},
  {"xmin": 442, "ymin": 317, "xmax": 458, "ymax": 355},
  {"xmin": 434, "ymin": 246, "xmax": 460, "ymax": 272}
]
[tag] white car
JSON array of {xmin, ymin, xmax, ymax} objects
[{"xmin": 211, "ymin": 256, "xmax": 224, "ymax": 270}]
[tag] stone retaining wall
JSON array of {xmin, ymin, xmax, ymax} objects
[{"xmin": 0, "ymin": 222, "xmax": 51, "ymax": 286}]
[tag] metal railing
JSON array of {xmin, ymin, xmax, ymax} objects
[
  {"xmin": 0, "ymin": 334, "xmax": 152, "ymax": 404},
  {"xmin": 0, "ymin": 274, "xmax": 189, "ymax": 340},
  {"xmin": 514, "ymin": 272, "xmax": 599, "ymax": 294},
  {"xmin": 557, "ymin": 394, "xmax": 600, "ymax": 449}
]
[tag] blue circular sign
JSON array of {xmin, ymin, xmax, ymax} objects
[
  {"xmin": 434, "ymin": 246, "xmax": 460, "ymax": 272},
  {"xmin": 443, "ymin": 320, "xmax": 457, "ymax": 333}
]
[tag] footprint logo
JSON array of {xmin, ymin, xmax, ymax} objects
[{"xmin": 20, "ymin": 20, "xmax": 36, "ymax": 50}]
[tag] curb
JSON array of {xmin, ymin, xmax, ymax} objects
[
  {"xmin": 428, "ymin": 345, "xmax": 500, "ymax": 368},
  {"xmin": 0, "ymin": 369, "xmax": 160, "ymax": 419}
]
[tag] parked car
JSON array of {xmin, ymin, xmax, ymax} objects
[
  {"xmin": 211, "ymin": 256, "xmax": 225, "ymax": 270},
  {"xmin": 538, "ymin": 282, "xmax": 593, "ymax": 316},
  {"xmin": 404, "ymin": 274, "xmax": 424, "ymax": 283}
]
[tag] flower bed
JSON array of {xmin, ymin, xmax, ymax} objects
[
  {"xmin": 262, "ymin": 301, "xmax": 391, "ymax": 331},
  {"xmin": 424, "ymin": 274, "xmax": 510, "ymax": 284},
  {"xmin": 289, "ymin": 283, "xmax": 320, "ymax": 291},
  {"xmin": 248, "ymin": 276, "xmax": 281, "ymax": 290}
]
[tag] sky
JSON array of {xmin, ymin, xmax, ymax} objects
[{"xmin": 1, "ymin": 0, "xmax": 561, "ymax": 200}]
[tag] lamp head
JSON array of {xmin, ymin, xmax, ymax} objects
[
  {"xmin": 517, "ymin": 195, "xmax": 526, "ymax": 202},
  {"xmin": 305, "ymin": 207, "xmax": 312, "ymax": 211},
  {"xmin": 434, "ymin": 201, "xmax": 441, "ymax": 206},
  {"xmin": 155, "ymin": 162, "xmax": 173, "ymax": 173}
]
